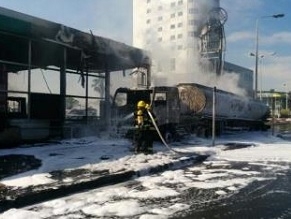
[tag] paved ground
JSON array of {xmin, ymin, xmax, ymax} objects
[
  {"xmin": 0, "ymin": 136, "xmax": 210, "ymax": 213},
  {"xmin": 1, "ymin": 130, "xmax": 289, "ymax": 214}
]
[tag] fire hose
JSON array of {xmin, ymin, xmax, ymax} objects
[
  {"xmin": 147, "ymin": 109, "xmax": 196, "ymax": 155},
  {"xmin": 119, "ymin": 109, "xmax": 196, "ymax": 155}
]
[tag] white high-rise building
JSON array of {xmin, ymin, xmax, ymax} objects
[{"xmin": 133, "ymin": 0, "xmax": 221, "ymax": 86}]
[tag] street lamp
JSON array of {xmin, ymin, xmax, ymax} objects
[
  {"xmin": 250, "ymin": 53, "xmax": 265, "ymax": 100},
  {"xmin": 250, "ymin": 52, "xmax": 277, "ymax": 101},
  {"xmin": 254, "ymin": 13, "xmax": 284, "ymax": 99},
  {"xmin": 259, "ymin": 54, "xmax": 264, "ymax": 101}
]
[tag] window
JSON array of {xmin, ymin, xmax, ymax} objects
[
  {"xmin": 158, "ymin": 16, "xmax": 163, "ymax": 21},
  {"xmin": 178, "ymin": 33, "xmax": 183, "ymax": 39},
  {"xmin": 178, "ymin": 11, "xmax": 183, "ymax": 16},
  {"xmin": 171, "ymin": 2, "xmax": 175, "ymax": 7},
  {"xmin": 189, "ymin": 8, "xmax": 198, "ymax": 14},
  {"xmin": 146, "ymin": 19, "xmax": 151, "ymax": 24},
  {"xmin": 178, "ymin": 0, "xmax": 183, "ymax": 5},
  {"xmin": 170, "ymin": 24, "xmax": 175, "ymax": 29},
  {"xmin": 158, "ymin": 5, "xmax": 163, "ymax": 10},
  {"xmin": 170, "ymin": 35, "xmax": 175, "ymax": 40},
  {"xmin": 154, "ymin": 92, "xmax": 167, "ymax": 102},
  {"xmin": 158, "ymin": 37, "xmax": 162, "ymax": 42},
  {"xmin": 158, "ymin": 27, "xmax": 163, "ymax": 32},
  {"xmin": 178, "ymin": 22, "xmax": 183, "ymax": 27},
  {"xmin": 177, "ymin": 45, "xmax": 183, "ymax": 50},
  {"xmin": 7, "ymin": 98, "xmax": 25, "ymax": 113},
  {"xmin": 147, "ymin": 0, "xmax": 151, "ymax": 3},
  {"xmin": 171, "ymin": 13, "xmax": 175, "ymax": 18},
  {"xmin": 114, "ymin": 92, "xmax": 127, "ymax": 107},
  {"xmin": 147, "ymin": 9, "xmax": 151, "ymax": 14},
  {"xmin": 188, "ymin": 19, "xmax": 195, "ymax": 25}
]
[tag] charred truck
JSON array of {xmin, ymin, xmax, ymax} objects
[
  {"xmin": 112, "ymin": 83, "xmax": 270, "ymax": 142},
  {"xmin": 111, "ymin": 6, "xmax": 271, "ymax": 141}
]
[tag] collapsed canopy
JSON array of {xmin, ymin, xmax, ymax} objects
[{"xmin": 0, "ymin": 6, "xmax": 150, "ymax": 73}]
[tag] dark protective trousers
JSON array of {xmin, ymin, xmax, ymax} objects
[{"xmin": 134, "ymin": 128, "xmax": 154, "ymax": 153}]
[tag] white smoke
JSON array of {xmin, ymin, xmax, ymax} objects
[{"xmin": 132, "ymin": 0, "xmax": 247, "ymax": 96}]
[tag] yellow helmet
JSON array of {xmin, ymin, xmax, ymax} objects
[{"xmin": 137, "ymin": 100, "xmax": 146, "ymax": 108}]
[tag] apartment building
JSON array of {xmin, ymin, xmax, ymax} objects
[
  {"xmin": 132, "ymin": 0, "xmax": 255, "ymax": 98},
  {"xmin": 133, "ymin": 0, "xmax": 220, "ymax": 86}
]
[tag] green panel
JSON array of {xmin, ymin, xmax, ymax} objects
[{"xmin": 0, "ymin": 15, "xmax": 31, "ymax": 36}]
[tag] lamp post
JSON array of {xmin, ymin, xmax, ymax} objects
[
  {"xmin": 259, "ymin": 55, "xmax": 264, "ymax": 101},
  {"xmin": 250, "ymin": 53, "xmax": 264, "ymax": 100},
  {"xmin": 250, "ymin": 52, "xmax": 277, "ymax": 101},
  {"xmin": 254, "ymin": 13, "xmax": 284, "ymax": 99}
]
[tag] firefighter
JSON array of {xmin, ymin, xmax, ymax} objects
[{"xmin": 133, "ymin": 100, "xmax": 157, "ymax": 154}]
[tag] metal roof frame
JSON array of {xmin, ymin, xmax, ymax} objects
[{"xmin": 0, "ymin": 6, "xmax": 150, "ymax": 73}]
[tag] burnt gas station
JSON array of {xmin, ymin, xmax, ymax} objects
[{"xmin": 0, "ymin": 7, "xmax": 149, "ymax": 146}]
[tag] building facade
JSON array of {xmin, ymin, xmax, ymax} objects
[
  {"xmin": 132, "ymin": 0, "xmax": 255, "ymax": 99},
  {"xmin": 224, "ymin": 62, "xmax": 254, "ymax": 97},
  {"xmin": 133, "ymin": 0, "xmax": 221, "ymax": 86}
]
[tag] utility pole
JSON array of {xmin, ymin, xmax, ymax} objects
[{"xmin": 254, "ymin": 14, "xmax": 284, "ymax": 99}]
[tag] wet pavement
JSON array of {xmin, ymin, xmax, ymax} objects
[
  {"xmin": 1, "ymin": 131, "xmax": 291, "ymax": 218},
  {"xmin": 18, "ymin": 155, "xmax": 291, "ymax": 219},
  {"xmin": 0, "ymin": 151, "xmax": 209, "ymax": 213},
  {"xmin": 0, "ymin": 154, "xmax": 42, "ymax": 179},
  {"xmin": 172, "ymin": 161, "xmax": 291, "ymax": 219}
]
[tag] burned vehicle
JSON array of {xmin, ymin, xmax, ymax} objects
[{"xmin": 112, "ymin": 83, "xmax": 270, "ymax": 141}]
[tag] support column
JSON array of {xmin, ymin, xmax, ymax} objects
[
  {"xmin": 144, "ymin": 58, "xmax": 151, "ymax": 89},
  {"xmin": 146, "ymin": 64, "xmax": 151, "ymax": 89},
  {"xmin": 104, "ymin": 69, "xmax": 111, "ymax": 131},
  {"xmin": 85, "ymin": 67, "xmax": 89, "ymax": 121},
  {"xmin": 27, "ymin": 40, "xmax": 32, "ymax": 119},
  {"xmin": 0, "ymin": 64, "xmax": 7, "ymax": 131},
  {"xmin": 212, "ymin": 86, "xmax": 216, "ymax": 146},
  {"xmin": 60, "ymin": 48, "xmax": 67, "ymax": 126}
]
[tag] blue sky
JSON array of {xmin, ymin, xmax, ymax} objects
[
  {"xmin": 221, "ymin": 0, "xmax": 290, "ymax": 92},
  {"xmin": 0, "ymin": 0, "xmax": 290, "ymax": 92}
]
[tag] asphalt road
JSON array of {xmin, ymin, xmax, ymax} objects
[
  {"xmin": 17, "ymin": 159, "xmax": 291, "ymax": 219},
  {"xmin": 172, "ymin": 162, "xmax": 291, "ymax": 219},
  {"xmin": 2, "ymin": 131, "xmax": 291, "ymax": 218}
]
